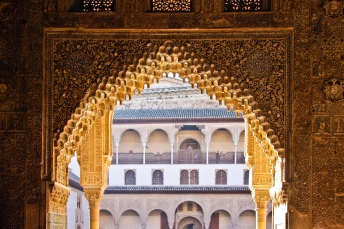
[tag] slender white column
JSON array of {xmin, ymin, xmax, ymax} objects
[
  {"xmin": 115, "ymin": 144, "xmax": 119, "ymax": 165},
  {"xmin": 206, "ymin": 143, "xmax": 209, "ymax": 164},
  {"xmin": 142, "ymin": 143, "xmax": 146, "ymax": 164},
  {"xmin": 234, "ymin": 144, "xmax": 237, "ymax": 164},
  {"xmin": 170, "ymin": 143, "xmax": 174, "ymax": 164}
]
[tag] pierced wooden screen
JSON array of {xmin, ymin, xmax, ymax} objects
[
  {"xmin": 190, "ymin": 170, "xmax": 199, "ymax": 184},
  {"xmin": 161, "ymin": 212, "xmax": 170, "ymax": 229},
  {"xmin": 225, "ymin": 0, "xmax": 268, "ymax": 11},
  {"xmin": 187, "ymin": 202, "xmax": 193, "ymax": 211},
  {"xmin": 209, "ymin": 213, "xmax": 219, "ymax": 229},
  {"xmin": 180, "ymin": 170, "xmax": 189, "ymax": 184},
  {"xmin": 152, "ymin": 170, "xmax": 164, "ymax": 185},
  {"xmin": 83, "ymin": 0, "xmax": 115, "ymax": 11},
  {"xmin": 125, "ymin": 170, "xmax": 136, "ymax": 185},
  {"xmin": 215, "ymin": 170, "xmax": 227, "ymax": 185},
  {"xmin": 152, "ymin": 0, "xmax": 191, "ymax": 12},
  {"xmin": 244, "ymin": 170, "xmax": 249, "ymax": 185}
]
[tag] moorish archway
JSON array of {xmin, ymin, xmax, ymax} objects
[{"xmin": 49, "ymin": 41, "xmax": 287, "ymax": 229}]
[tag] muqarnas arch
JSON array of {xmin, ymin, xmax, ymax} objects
[{"xmin": 50, "ymin": 41, "xmax": 287, "ymax": 229}]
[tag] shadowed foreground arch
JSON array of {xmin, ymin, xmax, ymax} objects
[{"xmin": 49, "ymin": 41, "xmax": 287, "ymax": 229}]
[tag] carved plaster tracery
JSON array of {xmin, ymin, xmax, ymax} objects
[{"xmin": 50, "ymin": 41, "xmax": 285, "ymax": 229}]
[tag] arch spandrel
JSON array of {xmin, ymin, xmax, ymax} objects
[{"xmin": 51, "ymin": 41, "xmax": 287, "ymax": 229}]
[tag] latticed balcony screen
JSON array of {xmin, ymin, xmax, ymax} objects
[
  {"xmin": 83, "ymin": 0, "xmax": 115, "ymax": 11},
  {"xmin": 225, "ymin": 0, "xmax": 269, "ymax": 11},
  {"xmin": 152, "ymin": 0, "xmax": 191, "ymax": 12}
]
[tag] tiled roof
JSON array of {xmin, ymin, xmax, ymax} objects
[
  {"xmin": 105, "ymin": 186, "xmax": 250, "ymax": 194},
  {"xmin": 68, "ymin": 171, "xmax": 83, "ymax": 191},
  {"xmin": 113, "ymin": 108, "xmax": 243, "ymax": 124},
  {"xmin": 69, "ymin": 171, "xmax": 80, "ymax": 182}
]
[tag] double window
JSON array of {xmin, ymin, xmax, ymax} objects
[{"xmin": 180, "ymin": 170, "xmax": 199, "ymax": 185}]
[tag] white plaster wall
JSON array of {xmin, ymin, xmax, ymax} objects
[
  {"xmin": 69, "ymin": 155, "xmax": 80, "ymax": 177},
  {"xmin": 146, "ymin": 210, "xmax": 161, "ymax": 229},
  {"xmin": 99, "ymin": 210, "xmax": 115, "ymax": 229},
  {"xmin": 81, "ymin": 193, "xmax": 89, "ymax": 229},
  {"xmin": 119, "ymin": 210, "xmax": 141, "ymax": 229},
  {"xmin": 66, "ymin": 188, "xmax": 89, "ymax": 229},
  {"xmin": 218, "ymin": 210, "xmax": 233, "ymax": 229},
  {"xmin": 147, "ymin": 130, "xmax": 170, "ymax": 153},
  {"xmin": 118, "ymin": 130, "xmax": 142, "ymax": 152},
  {"xmin": 209, "ymin": 129, "xmax": 234, "ymax": 152},
  {"xmin": 108, "ymin": 164, "xmax": 248, "ymax": 186},
  {"xmin": 66, "ymin": 190, "xmax": 77, "ymax": 229},
  {"xmin": 273, "ymin": 204, "xmax": 287, "ymax": 229}
]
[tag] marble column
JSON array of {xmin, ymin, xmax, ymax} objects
[
  {"xmin": 252, "ymin": 189, "xmax": 270, "ymax": 229},
  {"xmin": 84, "ymin": 188, "xmax": 104, "ymax": 229},
  {"xmin": 142, "ymin": 142, "xmax": 146, "ymax": 164}
]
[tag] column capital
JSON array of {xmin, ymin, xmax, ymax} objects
[
  {"xmin": 48, "ymin": 182, "xmax": 71, "ymax": 215},
  {"xmin": 251, "ymin": 189, "xmax": 270, "ymax": 209},
  {"xmin": 84, "ymin": 188, "xmax": 104, "ymax": 208}
]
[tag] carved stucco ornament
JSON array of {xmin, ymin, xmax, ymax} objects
[
  {"xmin": 323, "ymin": 78, "xmax": 344, "ymax": 102},
  {"xmin": 323, "ymin": 0, "xmax": 344, "ymax": 18}
]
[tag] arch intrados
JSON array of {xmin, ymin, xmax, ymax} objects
[
  {"xmin": 177, "ymin": 216, "xmax": 202, "ymax": 229},
  {"xmin": 147, "ymin": 209, "xmax": 168, "ymax": 216},
  {"xmin": 179, "ymin": 138, "xmax": 201, "ymax": 150},
  {"xmin": 239, "ymin": 209, "xmax": 256, "ymax": 217},
  {"xmin": 174, "ymin": 200, "xmax": 204, "ymax": 212},
  {"xmin": 210, "ymin": 128, "xmax": 233, "ymax": 139},
  {"xmin": 210, "ymin": 209, "xmax": 231, "ymax": 217},
  {"xmin": 119, "ymin": 128, "xmax": 141, "ymax": 139},
  {"xmin": 120, "ymin": 209, "xmax": 141, "ymax": 217},
  {"xmin": 100, "ymin": 209, "xmax": 113, "ymax": 217},
  {"xmin": 147, "ymin": 128, "xmax": 169, "ymax": 140}
]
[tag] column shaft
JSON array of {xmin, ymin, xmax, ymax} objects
[
  {"xmin": 256, "ymin": 208, "xmax": 267, "ymax": 229},
  {"xmin": 206, "ymin": 143, "xmax": 209, "ymax": 164},
  {"xmin": 116, "ymin": 145, "xmax": 119, "ymax": 164},
  {"xmin": 170, "ymin": 143, "xmax": 174, "ymax": 164},
  {"xmin": 143, "ymin": 143, "xmax": 146, "ymax": 164},
  {"xmin": 90, "ymin": 205, "xmax": 100, "ymax": 229},
  {"xmin": 234, "ymin": 144, "xmax": 237, "ymax": 164}
]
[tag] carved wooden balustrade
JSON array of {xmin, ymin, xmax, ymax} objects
[{"xmin": 111, "ymin": 151, "xmax": 244, "ymax": 164}]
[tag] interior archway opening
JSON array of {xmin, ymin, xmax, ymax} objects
[{"xmin": 58, "ymin": 42, "xmax": 287, "ymax": 229}]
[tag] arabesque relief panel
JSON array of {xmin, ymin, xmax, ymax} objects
[{"xmin": 46, "ymin": 30, "xmax": 292, "ymax": 149}]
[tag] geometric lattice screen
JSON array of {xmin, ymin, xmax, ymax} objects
[
  {"xmin": 83, "ymin": 0, "xmax": 115, "ymax": 11},
  {"xmin": 152, "ymin": 0, "xmax": 191, "ymax": 11},
  {"xmin": 225, "ymin": 0, "xmax": 271, "ymax": 11}
]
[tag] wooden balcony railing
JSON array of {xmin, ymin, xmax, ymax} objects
[{"xmin": 111, "ymin": 151, "xmax": 245, "ymax": 164}]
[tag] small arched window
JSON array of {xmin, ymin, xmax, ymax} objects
[
  {"xmin": 152, "ymin": 170, "xmax": 164, "ymax": 185},
  {"xmin": 178, "ymin": 203, "xmax": 184, "ymax": 211},
  {"xmin": 125, "ymin": 170, "xmax": 136, "ymax": 185},
  {"xmin": 216, "ymin": 170, "xmax": 227, "ymax": 185},
  {"xmin": 244, "ymin": 170, "xmax": 249, "ymax": 185},
  {"xmin": 190, "ymin": 170, "xmax": 199, "ymax": 185},
  {"xmin": 180, "ymin": 170, "xmax": 189, "ymax": 185}
]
